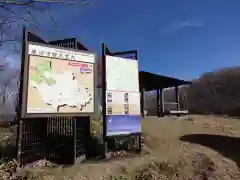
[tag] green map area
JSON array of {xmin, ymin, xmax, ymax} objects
[{"xmin": 30, "ymin": 59, "xmax": 57, "ymax": 86}]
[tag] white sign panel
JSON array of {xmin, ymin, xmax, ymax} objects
[
  {"xmin": 28, "ymin": 44, "xmax": 95, "ymax": 63},
  {"xmin": 106, "ymin": 55, "xmax": 139, "ymax": 92}
]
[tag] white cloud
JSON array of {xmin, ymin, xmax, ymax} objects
[{"xmin": 159, "ymin": 19, "xmax": 205, "ymax": 34}]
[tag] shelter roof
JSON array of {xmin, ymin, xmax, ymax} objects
[{"xmin": 139, "ymin": 71, "xmax": 191, "ymax": 91}]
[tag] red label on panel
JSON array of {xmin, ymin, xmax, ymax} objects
[{"xmin": 68, "ymin": 62, "xmax": 89, "ymax": 68}]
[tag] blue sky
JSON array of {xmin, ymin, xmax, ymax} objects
[{"xmin": 2, "ymin": 0, "xmax": 240, "ymax": 80}]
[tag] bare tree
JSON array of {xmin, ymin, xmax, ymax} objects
[
  {"xmin": 0, "ymin": 0, "xmax": 92, "ymax": 124},
  {"xmin": 0, "ymin": 0, "xmax": 91, "ymax": 44},
  {"xmin": 0, "ymin": 69, "xmax": 19, "ymax": 124}
]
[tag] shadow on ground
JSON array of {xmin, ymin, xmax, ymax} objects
[{"xmin": 180, "ymin": 134, "xmax": 240, "ymax": 167}]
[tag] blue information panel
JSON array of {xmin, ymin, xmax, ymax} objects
[
  {"xmin": 106, "ymin": 115, "xmax": 141, "ymax": 136},
  {"xmin": 105, "ymin": 55, "xmax": 141, "ymax": 136}
]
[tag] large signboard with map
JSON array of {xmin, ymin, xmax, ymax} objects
[
  {"xmin": 21, "ymin": 43, "xmax": 95, "ymax": 118},
  {"xmin": 105, "ymin": 55, "xmax": 141, "ymax": 136}
]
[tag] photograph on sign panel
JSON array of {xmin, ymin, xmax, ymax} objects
[
  {"xmin": 106, "ymin": 91, "xmax": 141, "ymax": 136},
  {"xmin": 106, "ymin": 91, "xmax": 140, "ymax": 115},
  {"xmin": 26, "ymin": 44, "xmax": 95, "ymax": 114},
  {"xmin": 106, "ymin": 55, "xmax": 139, "ymax": 92},
  {"xmin": 106, "ymin": 115, "xmax": 141, "ymax": 136}
]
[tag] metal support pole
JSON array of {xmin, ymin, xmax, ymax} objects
[
  {"xmin": 140, "ymin": 88, "xmax": 145, "ymax": 117},
  {"xmin": 101, "ymin": 43, "xmax": 108, "ymax": 158},
  {"xmin": 17, "ymin": 27, "xmax": 26, "ymax": 168},
  {"xmin": 73, "ymin": 117, "xmax": 76, "ymax": 164}
]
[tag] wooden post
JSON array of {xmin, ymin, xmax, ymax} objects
[
  {"xmin": 175, "ymin": 86, "xmax": 180, "ymax": 111},
  {"xmin": 160, "ymin": 88, "xmax": 164, "ymax": 116},
  {"xmin": 156, "ymin": 89, "xmax": 160, "ymax": 117}
]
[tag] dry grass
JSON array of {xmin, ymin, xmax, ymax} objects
[{"xmin": 1, "ymin": 115, "xmax": 240, "ymax": 179}]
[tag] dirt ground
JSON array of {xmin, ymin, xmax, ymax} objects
[{"xmin": 3, "ymin": 115, "xmax": 240, "ymax": 179}]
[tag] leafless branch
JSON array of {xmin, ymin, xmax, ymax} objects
[
  {"xmin": 24, "ymin": 7, "xmax": 41, "ymax": 26},
  {"xmin": 0, "ymin": 0, "xmax": 92, "ymax": 45},
  {"xmin": 0, "ymin": 4, "xmax": 59, "ymax": 32},
  {"xmin": 0, "ymin": 0, "xmax": 91, "ymax": 6},
  {"xmin": 32, "ymin": 0, "xmax": 92, "ymax": 5},
  {"xmin": 27, "ymin": 3, "xmax": 56, "ymax": 25}
]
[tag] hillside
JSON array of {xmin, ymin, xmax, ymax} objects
[
  {"xmin": 145, "ymin": 66, "xmax": 240, "ymax": 117},
  {"xmin": 187, "ymin": 66, "xmax": 240, "ymax": 116}
]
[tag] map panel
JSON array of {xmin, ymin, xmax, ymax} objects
[
  {"xmin": 106, "ymin": 55, "xmax": 139, "ymax": 92},
  {"xmin": 26, "ymin": 44, "xmax": 95, "ymax": 114}
]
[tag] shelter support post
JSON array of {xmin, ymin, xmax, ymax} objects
[
  {"xmin": 140, "ymin": 88, "xmax": 145, "ymax": 117},
  {"xmin": 160, "ymin": 88, "xmax": 164, "ymax": 116},
  {"xmin": 156, "ymin": 89, "xmax": 160, "ymax": 117},
  {"xmin": 175, "ymin": 86, "xmax": 180, "ymax": 110}
]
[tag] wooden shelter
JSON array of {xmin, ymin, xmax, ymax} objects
[{"xmin": 139, "ymin": 71, "xmax": 191, "ymax": 117}]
